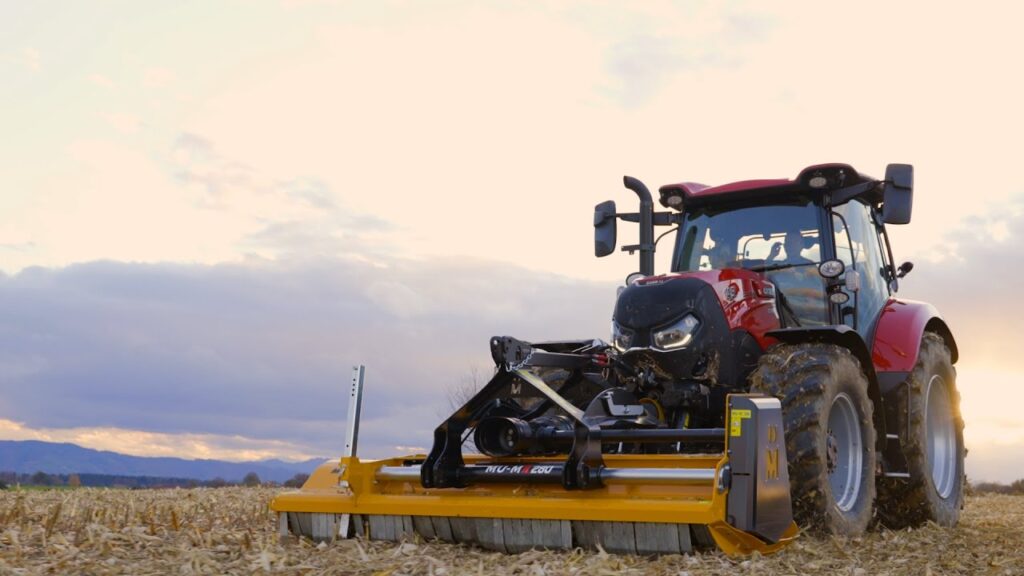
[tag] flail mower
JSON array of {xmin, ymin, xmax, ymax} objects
[{"xmin": 272, "ymin": 163, "xmax": 964, "ymax": 555}]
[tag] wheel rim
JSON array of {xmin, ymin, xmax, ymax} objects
[
  {"xmin": 827, "ymin": 392, "xmax": 863, "ymax": 512},
  {"xmin": 926, "ymin": 374, "xmax": 957, "ymax": 499}
]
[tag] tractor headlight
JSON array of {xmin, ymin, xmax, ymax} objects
[
  {"xmin": 653, "ymin": 314, "xmax": 700, "ymax": 350},
  {"xmin": 818, "ymin": 259, "xmax": 845, "ymax": 279},
  {"xmin": 611, "ymin": 321, "xmax": 634, "ymax": 352}
]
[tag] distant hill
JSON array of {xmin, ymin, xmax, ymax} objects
[{"xmin": 0, "ymin": 440, "xmax": 329, "ymax": 483}]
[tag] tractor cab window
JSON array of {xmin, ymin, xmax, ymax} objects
[
  {"xmin": 832, "ymin": 200, "xmax": 890, "ymax": 334},
  {"xmin": 672, "ymin": 200, "xmax": 828, "ymax": 326},
  {"xmin": 741, "ymin": 231, "xmax": 821, "ymax": 263},
  {"xmin": 673, "ymin": 201, "xmax": 821, "ymax": 271}
]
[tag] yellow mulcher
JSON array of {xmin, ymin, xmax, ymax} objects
[
  {"xmin": 272, "ymin": 355, "xmax": 796, "ymax": 555},
  {"xmin": 273, "ymin": 166, "xmax": 966, "ymax": 555}
]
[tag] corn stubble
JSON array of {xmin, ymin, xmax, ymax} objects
[{"xmin": 0, "ymin": 488, "xmax": 1020, "ymax": 575}]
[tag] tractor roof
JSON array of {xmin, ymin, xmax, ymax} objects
[{"xmin": 658, "ymin": 163, "xmax": 881, "ymax": 209}]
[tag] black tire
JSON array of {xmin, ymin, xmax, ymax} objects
[
  {"xmin": 750, "ymin": 343, "xmax": 876, "ymax": 535},
  {"xmin": 877, "ymin": 332, "xmax": 965, "ymax": 528}
]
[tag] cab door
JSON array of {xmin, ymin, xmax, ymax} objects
[{"xmin": 831, "ymin": 200, "xmax": 891, "ymax": 336}]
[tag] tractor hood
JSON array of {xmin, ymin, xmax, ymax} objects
[
  {"xmin": 614, "ymin": 276, "xmax": 722, "ymax": 335},
  {"xmin": 618, "ymin": 269, "xmax": 778, "ymax": 329},
  {"xmin": 611, "ymin": 270, "xmax": 779, "ymax": 388}
]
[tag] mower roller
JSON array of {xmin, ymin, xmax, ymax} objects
[{"xmin": 272, "ymin": 163, "xmax": 964, "ymax": 556}]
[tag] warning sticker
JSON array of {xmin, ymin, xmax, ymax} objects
[{"xmin": 730, "ymin": 409, "xmax": 752, "ymax": 437}]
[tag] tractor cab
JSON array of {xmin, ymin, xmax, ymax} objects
[
  {"xmin": 670, "ymin": 197, "xmax": 829, "ymax": 327},
  {"xmin": 595, "ymin": 163, "xmax": 914, "ymax": 338}
]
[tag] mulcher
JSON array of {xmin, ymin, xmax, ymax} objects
[{"xmin": 272, "ymin": 163, "xmax": 964, "ymax": 555}]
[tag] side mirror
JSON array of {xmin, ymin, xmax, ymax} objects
[
  {"xmin": 897, "ymin": 261, "xmax": 914, "ymax": 278},
  {"xmin": 882, "ymin": 164, "xmax": 913, "ymax": 224},
  {"xmin": 594, "ymin": 200, "xmax": 617, "ymax": 257}
]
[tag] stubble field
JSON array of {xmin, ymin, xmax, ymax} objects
[{"xmin": 0, "ymin": 487, "xmax": 1021, "ymax": 575}]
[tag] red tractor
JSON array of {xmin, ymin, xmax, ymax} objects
[{"xmin": 594, "ymin": 163, "xmax": 964, "ymax": 533}]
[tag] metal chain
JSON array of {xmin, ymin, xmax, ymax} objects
[{"xmin": 506, "ymin": 348, "xmax": 534, "ymax": 372}]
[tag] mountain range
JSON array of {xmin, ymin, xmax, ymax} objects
[{"xmin": 0, "ymin": 440, "xmax": 329, "ymax": 483}]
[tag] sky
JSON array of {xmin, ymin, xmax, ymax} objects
[{"xmin": 1, "ymin": 1, "xmax": 1022, "ymax": 482}]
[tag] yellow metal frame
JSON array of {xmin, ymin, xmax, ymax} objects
[
  {"xmin": 272, "ymin": 394, "xmax": 798, "ymax": 555},
  {"xmin": 271, "ymin": 451, "xmax": 797, "ymax": 556}
]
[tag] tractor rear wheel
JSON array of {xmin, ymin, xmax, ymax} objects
[
  {"xmin": 751, "ymin": 343, "xmax": 876, "ymax": 535},
  {"xmin": 877, "ymin": 332, "xmax": 965, "ymax": 528}
]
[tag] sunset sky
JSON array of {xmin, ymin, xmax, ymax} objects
[{"xmin": 2, "ymin": 1, "xmax": 1022, "ymax": 482}]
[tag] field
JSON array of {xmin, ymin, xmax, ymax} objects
[{"xmin": 1, "ymin": 488, "xmax": 1021, "ymax": 575}]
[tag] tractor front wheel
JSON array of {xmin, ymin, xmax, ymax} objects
[
  {"xmin": 877, "ymin": 332, "xmax": 965, "ymax": 528},
  {"xmin": 751, "ymin": 343, "xmax": 876, "ymax": 535}
]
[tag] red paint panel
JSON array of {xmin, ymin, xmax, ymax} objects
[
  {"xmin": 695, "ymin": 178, "xmax": 794, "ymax": 197},
  {"xmin": 659, "ymin": 181, "xmax": 709, "ymax": 196},
  {"xmin": 659, "ymin": 164, "xmax": 871, "ymax": 203},
  {"xmin": 660, "ymin": 179, "xmax": 794, "ymax": 200},
  {"xmin": 659, "ymin": 162, "xmax": 876, "ymax": 202},
  {"xmin": 871, "ymin": 298, "xmax": 943, "ymax": 372}
]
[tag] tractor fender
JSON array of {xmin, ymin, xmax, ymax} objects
[
  {"xmin": 871, "ymin": 299, "xmax": 958, "ymax": 373},
  {"xmin": 765, "ymin": 325, "xmax": 886, "ymax": 450}
]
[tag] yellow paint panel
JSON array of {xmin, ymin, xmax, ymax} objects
[{"xmin": 272, "ymin": 454, "xmax": 726, "ymax": 524}]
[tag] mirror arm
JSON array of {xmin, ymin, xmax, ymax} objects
[
  {"xmin": 829, "ymin": 180, "xmax": 880, "ymax": 206},
  {"xmin": 621, "ymin": 243, "xmax": 655, "ymax": 255},
  {"xmin": 653, "ymin": 211, "xmax": 679, "ymax": 226},
  {"xmin": 620, "ymin": 211, "xmax": 676, "ymax": 225}
]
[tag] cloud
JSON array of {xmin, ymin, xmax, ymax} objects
[
  {"xmin": 0, "ymin": 418, "xmax": 316, "ymax": 462},
  {"xmin": 2, "ymin": 47, "xmax": 40, "ymax": 72},
  {"xmin": 0, "ymin": 242, "xmax": 35, "ymax": 253},
  {"xmin": 0, "ymin": 131, "xmax": 399, "ymax": 275},
  {"xmin": 103, "ymin": 112, "xmax": 142, "ymax": 134},
  {"xmin": 88, "ymin": 73, "xmax": 115, "ymax": 89},
  {"xmin": 0, "ymin": 257, "xmax": 612, "ymax": 461},
  {"xmin": 171, "ymin": 132, "xmax": 263, "ymax": 207},
  {"xmin": 599, "ymin": 5, "xmax": 774, "ymax": 106},
  {"xmin": 898, "ymin": 195, "xmax": 1024, "ymax": 481},
  {"xmin": 901, "ymin": 194, "xmax": 1024, "ymax": 366},
  {"xmin": 169, "ymin": 133, "xmax": 393, "ymax": 260},
  {"xmin": 142, "ymin": 67, "xmax": 175, "ymax": 89}
]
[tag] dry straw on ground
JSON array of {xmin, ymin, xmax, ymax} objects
[{"xmin": 0, "ymin": 487, "xmax": 1021, "ymax": 575}]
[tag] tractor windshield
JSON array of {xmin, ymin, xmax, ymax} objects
[{"xmin": 671, "ymin": 199, "xmax": 828, "ymax": 325}]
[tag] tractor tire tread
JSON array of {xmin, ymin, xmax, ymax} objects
[
  {"xmin": 750, "ymin": 343, "xmax": 876, "ymax": 535},
  {"xmin": 876, "ymin": 332, "xmax": 965, "ymax": 528}
]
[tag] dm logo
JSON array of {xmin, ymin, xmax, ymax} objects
[{"xmin": 765, "ymin": 424, "xmax": 780, "ymax": 481}]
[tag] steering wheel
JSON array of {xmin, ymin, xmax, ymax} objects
[{"xmin": 768, "ymin": 241, "xmax": 783, "ymax": 261}]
